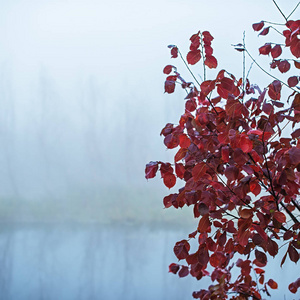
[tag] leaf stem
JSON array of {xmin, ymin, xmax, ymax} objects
[
  {"xmin": 178, "ymin": 50, "xmax": 201, "ymax": 87},
  {"xmin": 244, "ymin": 49, "xmax": 297, "ymax": 93}
]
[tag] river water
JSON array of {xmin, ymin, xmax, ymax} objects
[
  {"xmin": 0, "ymin": 223, "xmax": 298, "ymax": 300},
  {"xmin": 0, "ymin": 223, "xmax": 204, "ymax": 300}
]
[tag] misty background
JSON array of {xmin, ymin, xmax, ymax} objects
[{"xmin": 0, "ymin": 0, "xmax": 298, "ymax": 299}]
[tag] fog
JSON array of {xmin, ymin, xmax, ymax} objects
[{"xmin": 0, "ymin": 0, "xmax": 299, "ymax": 299}]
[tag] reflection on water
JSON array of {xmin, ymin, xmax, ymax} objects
[
  {"xmin": 0, "ymin": 223, "xmax": 203, "ymax": 300},
  {"xmin": 0, "ymin": 223, "xmax": 298, "ymax": 300}
]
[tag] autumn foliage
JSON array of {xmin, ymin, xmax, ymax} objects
[{"xmin": 145, "ymin": 5, "xmax": 300, "ymax": 300}]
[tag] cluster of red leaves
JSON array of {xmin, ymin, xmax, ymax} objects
[{"xmin": 146, "ymin": 21, "xmax": 300, "ymax": 300}]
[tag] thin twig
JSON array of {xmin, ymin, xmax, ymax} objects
[
  {"xmin": 287, "ymin": 2, "xmax": 300, "ymax": 20},
  {"xmin": 178, "ymin": 50, "xmax": 201, "ymax": 87},
  {"xmin": 245, "ymin": 49, "xmax": 298, "ymax": 93},
  {"xmin": 272, "ymin": 0, "xmax": 288, "ymax": 22}
]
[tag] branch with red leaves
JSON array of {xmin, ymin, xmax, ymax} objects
[{"xmin": 146, "ymin": 10, "xmax": 300, "ymax": 300}]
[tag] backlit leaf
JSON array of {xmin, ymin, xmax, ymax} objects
[
  {"xmin": 271, "ymin": 44, "xmax": 282, "ymax": 59},
  {"xmin": 267, "ymin": 279, "xmax": 278, "ymax": 289},
  {"xmin": 163, "ymin": 173, "xmax": 176, "ymax": 189},
  {"xmin": 288, "ymin": 76, "xmax": 299, "ymax": 87},
  {"xmin": 278, "ymin": 60, "xmax": 291, "ymax": 73},
  {"xmin": 187, "ymin": 50, "xmax": 201, "ymax": 65},
  {"xmin": 145, "ymin": 161, "xmax": 159, "ymax": 179},
  {"xmin": 252, "ymin": 21, "xmax": 264, "ymax": 31},
  {"xmin": 205, "ymin": 55, "xmax": 218, "ymax": 69}
]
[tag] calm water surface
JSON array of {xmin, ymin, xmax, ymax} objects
[{"xmin": 0, "ymin": 223, "xmax": 298, "ymax": 300}]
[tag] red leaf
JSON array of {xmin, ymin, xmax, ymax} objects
[
  {"xmin": 179, "ymin": 134, "xmax": 191, "ymax": 148},
  {"xmin": 198, "ymin": 214, "xmax": 211, "ymax": 233},
  {"xmin": 164, "ymin": 80, "xmax": 176, "ymax": 94},
  {"xmin": 273, "ymin": 211, "xmax": 286, "ymax": 223},
  {"xmin": 187, "ymin": 50, "xmax": 201, "ymax": 65},
  {"xmin": 267, "ymin": 239, "xmax": 278, "ymax": 257},
  {"xmin": 294, "ymin": 60, "xmax": 300, "ymax": 69},
  {"xmin": 252, "ymin": 224, "xmax": 268, "ymax": 242},
  {"xmin": 255, "ymin": 249, "xmax": 267, "ymax": 266},
  {"xmin": 288, "ymin": 244, "xmax": 299, "ymax": 263},
  {"xmin": 240, "ymin": 135, "xmax": 253, "ymax": 153},
  {"xmin": 268, "ymin": 80, "xmax": 281, "ymax": 100},
  {"xmin": 259, "ymin": 27, "xmax": 270, "ymax": 36},
  {"xmin": 288, "ymin": 76, "xmax": 299, "ymax": 87},
  {"xmin": 267, "ymin": 279, "xmax": 278, "ymax": 289},
  {"xmin": 170, "ymin": 46, "xmax": 178, "ymax": 58},
  {"xmin": 289, "ymin": 282, "xmax": 298, "ymax": 294},
  {"xmin": 224, "ymin": 165, "xmax": 239, "ymax": 182},
  {"xmin": 252, "ymin": 21, "xmax": 264, "ymax": 31},
  {"xmin": 174, "ymin": 240, "xmax": 190, "ymax": 260},
  {"xmin": 145, "ymin": 161, "xmax": 159, "ymax": 179},
  {"xmin": 175, "ymin": 163, "xmax": 185, "ymax": 179},
  {"xmin": 163, "ymin": 173, "xmax": 176, "ymax": 189},
  {"xmin": 259, "ymin": 43, "xmax": 272, "ymax": 55},
  {"xmin": 164, "ymin": 134, "xmax": 179, "ymax": 149},
  {"xmin": 178, "ymin": 266, "xmax": 189, "ymax": 277},
  {"xmin": 169, "ymin": 263, "xmax": 180, "ymax": 274},
  {"xmin": 205, "ymin": 55, "xmax": 218, "ymax": 69},
  {"xmin": 278, "ymin": 60, "xmax": 291, "ymax": 73},
  {"xmin": 175, "ymin": 148, "xmax": 187, "ymax": 162},
  {"xmin": 291, "ymin": 128, "xmax": 300, "ymax": 139},
  {"xmin": 250, "ymin": 181, "xmax": 261, "ymax": 196},
  {"xmin": 192, "ymin": 162, "xmax": 207, "ymax": 182},
  {"xmin": 221, "ymin": 146, "xmax": 230, "ymax": 163},
  {"xmin": 271, "ymin": 44, "xmax": 282, "ymax": 59},
  {"xmin": 288, "ymin": 147, "xmax": 300, "ymax": 164},
  {"xmin": 290, "ymin": 38, "xmax": 300, "ymax": 58},
  {"xmin": 198, "ymin": 203, "xmax": 209, "ymax": 216},
  {"xmin": 163, "ymin": 65, "xmax": 173, "ymax": 74}
]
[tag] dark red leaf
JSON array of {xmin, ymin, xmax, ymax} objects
[
  {"xmin": 288, "ymin": 76, "xmax": 299, "ymax": 87},
  {"xmin": 259, "ymin": 27, "xmax": 270, "ymax": 36},
  {"xmin": 164, "ymin": 134, "xmax": 179, "ymax": 149},
  {"xmin": 174, "ymin": 240, "xmax": 190, "ymax": 260},
  {"xmin": 294, "ymin": 60, "xmax": 300, "ymax": 69},
  {"xmin": 290, "ymin": 38, "xmax": 300, "ymax": 58},
  {"xmin": 163, "ymin": 173, "xmax": 176, "ymax": 189},
  {"xmin": 163, "ymin": 65, "xmax": 174, "ymax": 74},
  {"xmin": 252, "ymin": 21, "xmax": 264, "ymax": 31},
  {"xmin": 175, "ymin": 163, "xmax": 185, "ymax": 179},
  {"xmin": 187, "ymin": 50, "xmax": 201, "ymax": 65},
  {"xmin": 164, "ymin": 80, "xmax": 176, "ymax": 94},
  {"xmin": 205, "ymin": 55, "xmax": 218, "ymax": 69},
  {"xmin": 288, "ymin": 244, "xmax": 299, "ymax": 263},
  {"xmin": 255, "ymin": 249, "xmax": 267, "ymax": 266},
  {"xmin": 288, "ymin": 147, "xmax": 300, "ymax": 164},
  {"xmin": 273, "ymin": 211, "xmax": 286, "ymax": 224},
  {"xmin": 192, "ymin": 162, "xmax": 207, "ymax": 182},
  {"xmin": 292, "ymin": 128, "xmax": 300, "ymax": 139},
  {"xmin": 170, "ymin": 47, "xmax": 178, "ymax": 58},
  {"xmin": 198, "ymin": 214, "xmax": 211, "ymax": 233},
  {"xmin": 169, "ymin": 263, "xmax": 180, "ymax": 274},
  {"xmin": 145, "ymin": 161, "xmax": 159, "ymax": 179},
  {"xmin": 224, "ymin": 165, "xmax": 239, "ymax": 182},
  {"xmin": 289, "ymin": 282, "xmax": 298, "ymax": 294},
  {"xmin": 175, "ymin": 148, "xmax": 187, "ymax": 162},
  {"xmin": 259, "ymin": 43, "xmax": 272, "ymax": 55},
  {"xmin": 271, "ymin": 44, "xmax": 282, "ymax": 59},
  {"xmin": 278, "ymin": 60, "xmax": 291, "ymax": 73},
  {"xmin": 178, "ymin": 266, "xmax": 189, "ymax": 277}
]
